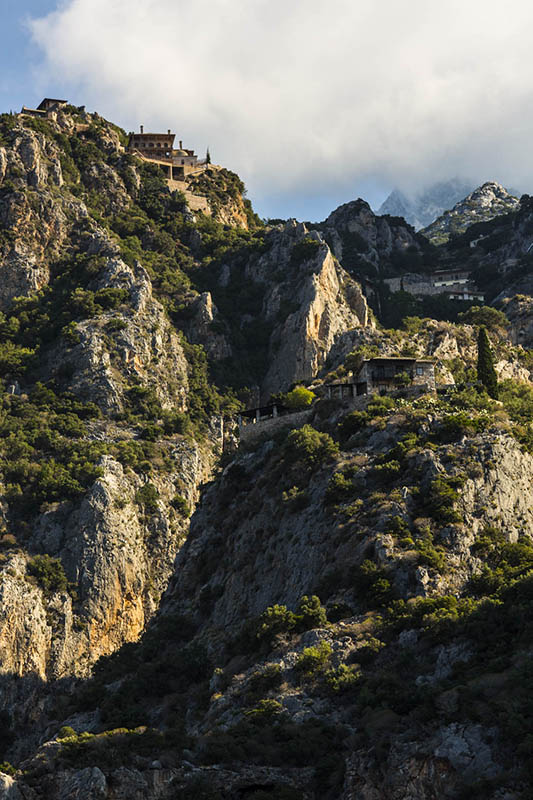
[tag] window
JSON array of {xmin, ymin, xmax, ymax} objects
[{"xmin": 416, "ymin": 366, "xmax": 424, "ymax": 375}]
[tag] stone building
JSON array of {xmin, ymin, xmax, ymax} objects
[
  {"xmin": 383, "ymin": 270, "xmax": 484, "ymax": 302},
  {"xmin": 354, "ymin": 357, "xmax": 435, "ymax": 395},
  {"xmin": 127, "ymin": 126, "xmax": 200, "ymax": 179},
  {"xmin": 20, "ymin": 98, "xmax": 68, "ymax": 118},
  {"xmin": 128, "ymin": 127, "xmax": 175, "ymax": 158},
  {"xmin": 322, "ymin": 357, "xmax": 435, "ymax": 399}
]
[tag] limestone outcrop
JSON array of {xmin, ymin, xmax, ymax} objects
[
  {"xmin": 320, "ymin": 198, "xmax": 427, "ymax": 277},
  {"xmin": 261, "ymin": 228, "xmax": 370, "ymax": 396}
]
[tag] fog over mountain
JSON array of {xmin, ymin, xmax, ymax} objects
[
  {"xmin": 28, "ymin": 0, "xmax": 533, "ymax": 218},
  {"xmin": 378, "ymin": 179, "xmax": 475, "ymax": 230}
]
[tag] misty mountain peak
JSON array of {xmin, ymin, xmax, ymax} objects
[
  {"xmin": 378, "ymin": 178, "xmax": 474, "ymax": 229},
  {"xmin": 421, "ymin": 181, "xmax": 519, "ymax": 244}
]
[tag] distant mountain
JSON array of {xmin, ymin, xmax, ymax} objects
[
  {"xmin": 421, "ymin": 181, "xmax": 520, "ymax": 244},
  {"xmin": 378, "ymin": 178, "xmax": 474, "ymax": 229}
]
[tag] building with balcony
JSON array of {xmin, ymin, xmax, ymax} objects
[
  {"xmin": 354, "ymin": 357, "xmax": 435, "ymax": 395},
  {"xmin": 127, "ymin": 126, "xmax": 200, "ymax": 179}
]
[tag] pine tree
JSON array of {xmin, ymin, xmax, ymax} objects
[
  {"xmin": 205, "ymin": 147, "xmax": 211, "ymax": 165},
  {"xmin": 477, "ymin": 325, "xmax": 499, "ymax": 399}
]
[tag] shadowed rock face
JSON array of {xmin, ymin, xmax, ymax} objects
[{"xmin": 319, "ymin": 198, "xmax": 426, "ymax": 277}]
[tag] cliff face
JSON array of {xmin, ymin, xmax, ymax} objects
[
  {"xmin": 48, "ymin": 251, "xmax": 190, "ymax": 415},
  {"xmin": 259, "ymin": 224, "xmax": 370, "ymax": 397},
  {"xmin": 186, "ymin": 220, "xmax": 371, "ymax": 399},
  {"xmin": 0, "ymin": 110, "xmax": 225, "ymax": 692}
]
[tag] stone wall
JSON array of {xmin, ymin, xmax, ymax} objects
[{"xmin": 239, "ymin": 409, "xmax": 314, "ymax": 444}]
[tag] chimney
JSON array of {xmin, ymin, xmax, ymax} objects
[
  {"xmin": 179, "ymin": 140, "xmax": 183, "ymax": 149},
  {"xmin": 168, "ymin": 129, "xmax": 171, "ymax": 135},
  {"xmin": 140, "ymin": 125, "xmax": 144, "ymax": 134}
]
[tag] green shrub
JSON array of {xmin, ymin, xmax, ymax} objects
[
  {"xmin": 373, "ymin": 459, "xmax": 401, "ymax": 483},
  {"xmin": 338, "ymin": 410, "xmax": 369, "ymax": 441},
  {"xmin": 134, "ymin": 483, "xmax": 160, "ymax": 512},
  {"xmin": 248, "ymin": 664, "xmax": 283, "ymax": 696},
  {"xmin": 424, "ymin": 474, "xmax": 464, "ymax": 524},
  {"xmin": 294, "ymin": 641, "xmax": 332, "ymax": 677},
  {"xmin": 500, "ymin": 380, "xmax": 533, "ymax": 423},
  {"xmin": 93, "ymin": 288, "xmax": 129, "ymax": 310},
  {"xmin": 245, "ymin": 699, "xmax": 285, "ymax": 720},
  {"xmin": 414, "ymin": 534, "xmax": 447, "ymax": 571},
  {"xmin": 171, "ymin": 494, "xmax": 191, "ymax": 517},
  {"xmin": 283, "ymin": 386, "xmax": 316, "ymax": 410},
  {"xmin": 27, "ymin": 554, "xmax": 68, "ymax": 594},
  {"xmin": 458, "ymin": 305, "xmax": 508, "ymax": 330},
  {"xmin": 254, "ymin": 604, "xmax": 296, "ymax": 644},
  {"xmin": 0, "ymin": 342, "xmax": 35, "ymax": 376},
  {"xmin": 57, "ymin": 726, "xmax": 76, "ymax": 740},
  {"xmin": 58, "ymin": 727, "xmax": 166, "ymax": 769},
  {"xmin": 296, "ymin": 595, "xmax": 327, "ymax": 630},
  {"xmin": 290, "ymin": 238, "xmax": 321, "ymax": 267},
  {"xmin": 325, "ymin": 471, "xmax": 356, "ymax": 504},
  {"xmin": 106, "ymin": 317, "xmax": 128, "ymax": 332},
  {"xmin": 354, "ymin": 560, "xmax": 394, "ymax": 607},
  {"xmin": 437, "ymin": 411, "xmax": 487, "ymax": 441},
  {"xmin": 251, "ymin": 595, "xmax": 327, "ymax": 647},
  {"xmin": 324, "ymin": 663, "xmax": 361, "ymax": 693},
  {"xmin": 285, "ymin": 425, "xmax": 338, "ymax": 468},
  {"xmin": 366, "ymin": 395, "xmax": 395, "ymax": 417},
  {"xmin": 470, "ymin": 525, "xmax": 505, "ymax": 557},
  {"xmin": 281, "ymin": 486, "xmax": 309, "ymax": 512}
]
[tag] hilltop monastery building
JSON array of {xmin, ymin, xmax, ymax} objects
[{"xmin": 127, "ymin": 126, "xmax": 203, "ymax": 180}]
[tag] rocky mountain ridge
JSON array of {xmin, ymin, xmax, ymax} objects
[{"xmin": 421, "ymin": 181, "xmax": 520, "ymax": 245}]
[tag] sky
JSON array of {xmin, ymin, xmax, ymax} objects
[{"xmin": 2, "ymin": 0, "xmax": 533, "ymax": 220}]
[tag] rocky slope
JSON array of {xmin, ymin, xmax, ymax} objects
[
  {"xmin": 6, "ymin": 385, "xmax": 533, "ymax": 798},
  {"xmin": 0, "ymin": 107, "xmax": 237, "ymax": 761},
  {"xmin": 421, "ymin": 181, "xmax": 519, "ymax": 245},
  {"xmin": 320, "ymin": 309, "xmax": 531, "ymax": 390}
]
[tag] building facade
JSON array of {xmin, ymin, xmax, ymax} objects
[
  {"xmin": 383, "ymin": 270, "xmax": 484, "ymax": 302},
  {"xmin": 355, "ymin": 357, "xmax": 435, "ymax": 394},
  {"xmin": 20, "ymin": 98, "xmax": 68, "ymax": 118},
  {"xmin": 127, "ymin": 127, "xmax": 200, "ymax": 179}
]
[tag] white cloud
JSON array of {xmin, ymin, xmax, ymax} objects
[{"xmin": 29, "ymin": 0, "xmax": 533, "ymax": 218}]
